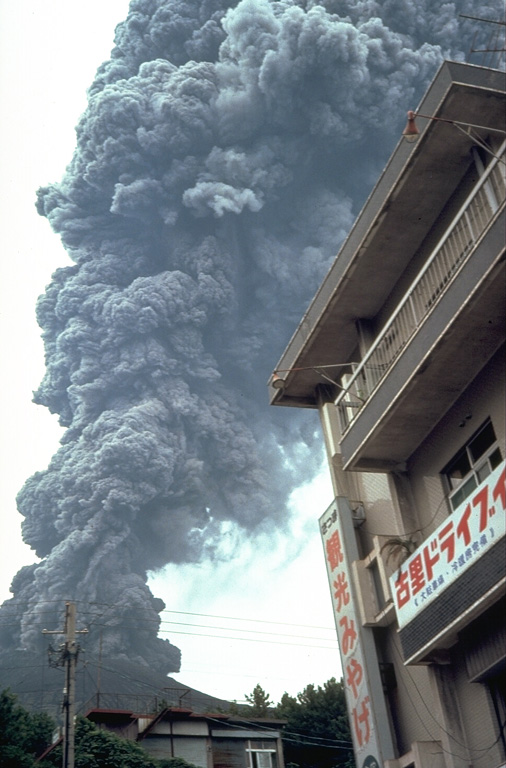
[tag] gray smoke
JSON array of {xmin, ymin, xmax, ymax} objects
[{"xmin": 0, "ymin": 0, "xmax": 500, "ymax": 672}]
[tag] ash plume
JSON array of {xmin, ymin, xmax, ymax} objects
[{"xmin": 0, "ymin": 0, "xmax": 499, "ymax": 673}]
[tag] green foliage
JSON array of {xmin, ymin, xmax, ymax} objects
[
  {"xmin": 244, "ymin": 683, "xmax": 272, "ymax": 716},
  {"xmin": 205, "ymin": 699, "xmax": 244, "ymax": 715},
  {"xmin": 40, "ymin": 717, "xmax": 201, "ymax": 768},
  {"xmin": 42, "ymin": 717, "xmax": 161, "ymax": 768},
  {"xmin": 243, "ymin": 678, "xmax": 354, "ymax": 767},
  {"xmin": 226, "ymin": 699, "xmax": 243, "ymax": 715},
  {"xmin": 0, "ymin": 691, "xmax": 200, "ymax": 768},
  {"xmin": 0, "ymin": 679, "xmax": 354, "ymax": 768},
  {"xmin": 275, "ymin": 678, "xmax": 355, "ymax": 768},
  {"xmin": 0, "ymin": 689, "xmax": 54, "ymax": 768},
  {"xmin": 246, "ymin": 677, "xmax": 355, "ymax": 768}
]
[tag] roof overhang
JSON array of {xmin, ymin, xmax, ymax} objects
[{"xmin": 269, "ymin": 61, "xmax": 506, "ymax": 408}]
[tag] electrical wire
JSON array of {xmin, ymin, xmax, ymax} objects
[
  {"xmin": 83, "ymin": 656, "xmax": 223, "ymax": 699},
  {"xmin": 0, "ymin": 601, "xmax": 337, "ymax": 632},
  {"xmin": 281, "ymin": 733, "xmax": 353, "ymax": 751},
  {"xmin": 52, "ymin": 681, "xmax": 355, "ymax": 755},
  {"xmin": 158, "ymin": 608, "xmax": 335, "ymax": 631},
  {"xmin": 85, "ymin": 622, "xmax": 338, "ymax": 650},
  {"xmin": 3, "ymin": 556, "xmax": 504, "ymax": 759},
  {"xmin": 84, "ymin": 602, "xmax": 337, "ymax": 631},
  {"xmin": 80, "ymin": 657, "xmax": 237, "ymax": 713},
  {"xmin": 205, "ymin": 715, "xmax": 353, "ymax": 751},
  {"xmin": 0, "ymin": 611, "xmax": 335, "ymax": 631},
  {"xmin": 0, "ymin": 626, "xmax": 338, "ymax": 651},
  {"xmin": 7, "ymin": 620, "xmax": 503, "ymax": 761},
  {"xmin": 360, "ymin": 486, "xmax": 450, "ymax": 539},
  {"xmin": 230, "ymin": 716, "xmax": 354, "ymax": 747},
  {"xmin": 103, "ymin": 616, "xmax": 335, "ymax": 641},
  {"xmin": 0, "ymin": 603, "xmax": 338, "ymax": 650}
]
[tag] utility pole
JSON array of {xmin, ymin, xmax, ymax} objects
[
  {"xmin": 43, "ymin": 602, "xmax": 88, "ymax": 768},
  {"xmin": 96, "ymin": 630, "xmax": 103, "ymax": 709}
]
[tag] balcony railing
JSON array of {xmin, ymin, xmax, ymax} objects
[{"xmin": 336, "ymin": 142, "xmax": 506, "ymax": 431}]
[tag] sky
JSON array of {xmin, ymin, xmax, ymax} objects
[
  {"xmin": 3, "ymin": 0, "xmax": 497, "ymax": 712},
  {"xmin": 0, "ymin": 0, "xmax": 340, "ymax": 704}
]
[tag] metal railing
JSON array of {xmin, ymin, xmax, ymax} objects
[{"xmin": 336, "ymin": 143, "xmax": 506, "ymax": 432}]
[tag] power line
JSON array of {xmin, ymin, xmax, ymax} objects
[
  {"xmin": 204, "ymin": 715, "xmax": 353, "ymax": 751},
  {"xmin": 92, "ymin": 613, "xmax": 336, "ymax": 640},
  {"xmin": 0, "ymin": 616, "xmax": 337, "ymax": 643},
  {"xmin": 122, "ymin": 616, "xmax": 334, "ymax": 641},
  {"xmin": 84, "ymin": 622, "xmax": 338, "ymax": 650},
  {"xmin": 81, "ymin": 658, "xmax": 234, "ymax": 710},
  {"xmin": 84, "ymin": 602, "xmax": 337, "ymax": 631},
  {"xmin": 0, "ymin": 601, "xmax": 336, "ymax": 631},
  {"xmin": 1, "ymin": 626, "xmax": 338, "ymax": 650},
  {"xmin": 233, "ymin": 715, "xmax": 354, "ymax": 747},
  {"xmin": 0, "ymin": 602, "xmax": 338, "ymax": 650},
  {"xmin": 159, "ymin": 607, "xmax": 335, "ymax": 631}
]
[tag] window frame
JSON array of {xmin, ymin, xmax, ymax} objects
[
  {"xmin": 442, "ymin": 419, "xmax": 502, "ymax": 511},
  {"xmin": 245, "ymin": 740, "xmax": 277, "ymax": 768}
]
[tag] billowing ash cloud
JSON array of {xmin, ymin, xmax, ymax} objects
[{"xmin": 0, "ymin": 0, "xmax": 498, "ymax": 672}]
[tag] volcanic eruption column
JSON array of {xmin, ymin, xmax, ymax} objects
[{"xmin": 0, "ymin": 0, "xmax": 495, "ymax": 672}]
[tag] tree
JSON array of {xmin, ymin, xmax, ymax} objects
[
  {"xmin": 275, "ymin": 678, "xmax": 355, "ymax": 768},
  {"xmin": 39, "ymin": 717, "xmax": 202, "ymax": 768},
  {"xmin": 205, "ymin": 699, "xmax": 243, "ymax": 715},
  {"xmin": 0, "ymin": 691, "xmax": 200, "ymax": 768},
  {"xmin": 244, "ymin": 683, "xmax": 272, "ymax": 716},
  {"xmin": 41, "ymin": 717, "xmax": 159, "ymax": 768},
  {"xmin": 0, "ymin": 689, "xmax": 54, "ymax": 768}
]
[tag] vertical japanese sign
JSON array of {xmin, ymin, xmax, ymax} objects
[
  {"xmin": 390, "ymin": 460, "xmax": 506, "ymax": 629},
  {"xmin": 321, "ymin": 498, "xmax": 393, "ymax": 768}
]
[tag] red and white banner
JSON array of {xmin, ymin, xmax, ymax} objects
[
  {"xmin": 390, "ymin": 461, "xmax": 506, "ymax": 629},
  {"xmin": 321, "ymin": 501, "xmax": 383, "ymax": 768}
]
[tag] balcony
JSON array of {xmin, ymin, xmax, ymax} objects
[
  {"xmin": 336, "ymin": 143, "xmax": 505, "ymax": 471},
  {"xmin": 270, "ymin": 66, "xmax": 506, "ymax": 417}
]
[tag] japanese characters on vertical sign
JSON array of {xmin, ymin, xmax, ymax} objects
[
  {"xmin": 390, "ymin": 461, "xmax": 506, "ymax": 629},
  {"xmin": 320, "ymin": 503, "xmax": 383, "ymax": 768}
]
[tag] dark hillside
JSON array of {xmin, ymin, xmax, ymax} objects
[{"xmin": 0, "ymin": 649, "xmax": 230, "ymax": 719}]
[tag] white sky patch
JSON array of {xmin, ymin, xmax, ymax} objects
[
  {"xmin": 149, "ymin": 466, "xmax": 340, "ymax": 703},
  {"xmin": 0, "ymin": 0, "xmax": 341, "ymax": 704},
  {"xmin": 0, "ymin": 0, "xmax": 131, "ymax": 601}
]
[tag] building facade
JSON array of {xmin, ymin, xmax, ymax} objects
[
  {"xmin": 269, "ymin": 61, "xmax": 505, "ymax": 768},
  {"xmin": 138, "ymin": 707, "xmax": 285, "ymax": 768},
  {"xmin": 75, "ymin": 707, "xmax": 285, "ymax": 768}
]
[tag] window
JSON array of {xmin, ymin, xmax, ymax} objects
[
  {"xmin": 246, "ymin": 740, "xmax": 277, "ymax": 768},
  {"xmin": 443, "ymin": 419, "xmax": 503, "ymax": 511},
  {"xmin": 249, "ymin": 754, "xmax": 273, "ymax": 768}
]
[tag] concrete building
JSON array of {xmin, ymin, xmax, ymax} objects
[
  {"xmin": 138, "ymin": 707, "xmax": 285, "ymax": 767},
  {"xmin": 269, "ymin": 61, "xmax": 505, "ymax": 768},
  {"xmin": 40, "ymin": 707, "xmax": 286, "ymax": 767}
]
